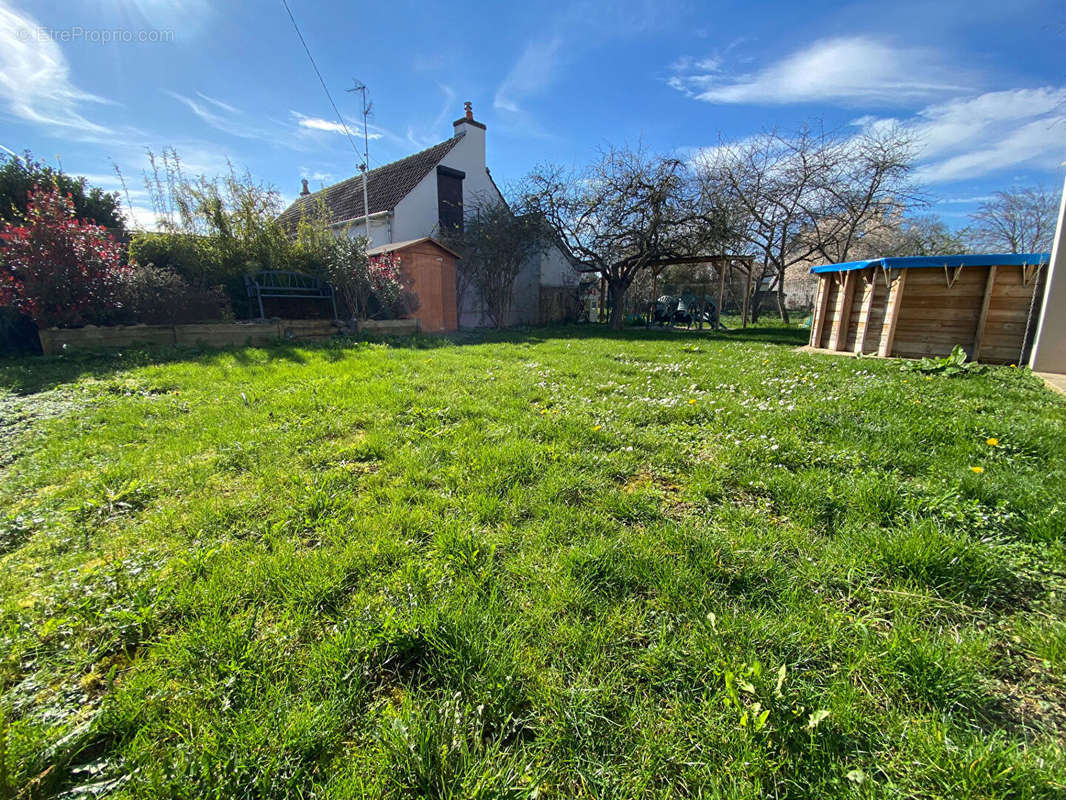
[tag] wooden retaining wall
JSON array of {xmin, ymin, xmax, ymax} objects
[
  {"xmin": 39, "ymin": 319, "xmax": 341, "ymax": 355},
  {"xmin": 38, "ymin": 318, "xmax": 427, "ymax": 355},
  {"xmin": 809, "ymin": 263, "xmax": 1047, "ymax": 364}
]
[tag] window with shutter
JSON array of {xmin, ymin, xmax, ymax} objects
[{"xmin": 437, "ymin": 166, "xmax": 465, "ymax": 233}]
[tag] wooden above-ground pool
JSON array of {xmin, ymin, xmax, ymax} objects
[{"xmin": 808, "ymin": 254, "xmax": 1051, "ymax": 365}]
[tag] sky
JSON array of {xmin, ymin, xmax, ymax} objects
[{"xmin": 1, "ymin": 0, "xmax": 1064, "ymax": 231}]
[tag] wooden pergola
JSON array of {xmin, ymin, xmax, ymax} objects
[{"xmin": 629, "ymin": 254, "xmax": 759, "ymax": 328}]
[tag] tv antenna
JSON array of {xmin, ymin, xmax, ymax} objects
[{"xmin": 347, "ymin": 80, "xmax": 373, "ymax": 240}]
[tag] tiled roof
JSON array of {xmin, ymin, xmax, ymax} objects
[{"xmin": 278, "ymin": 135, "xmax": 463, "ymax": 228}]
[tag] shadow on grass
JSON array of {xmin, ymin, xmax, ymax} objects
[
  {"xmin": 0, "ymin": 323, "xmax": 808, "ymax": 395},
  {"xmin": 0, "ymin": 340, "xmax": 312, "ymax": 395}
]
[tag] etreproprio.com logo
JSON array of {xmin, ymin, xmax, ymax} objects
[{"xmin": 17, "ymin": 26, "xmax": 175, "ymax": 44}]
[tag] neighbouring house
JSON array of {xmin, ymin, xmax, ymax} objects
[
  {"xmin": 782, "ymin": 262, "xmax": 820, "ymax": 312},
  {"xmin": 278, "ymin": 103, "xmax": 578, "ymax": 328}
]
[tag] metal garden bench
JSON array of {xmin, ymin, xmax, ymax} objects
[{"xmin": 245, "ymin": 271, "xmax": 337, "ymax": 320}]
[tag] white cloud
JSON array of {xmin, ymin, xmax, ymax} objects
[
  {"xmin": 297, "ymin": 116, "xmax": 347, "ymax": 134},
  {"xmin": 494, "ymin": 37, "xmax": 565, "ymax": 114},
  {"xmin": 299, "ymin": 169, "xmax": 334, "ymax": 183},
  {"xmin": 114, "ymin": 0, "xmax": 214, "ymax": 35},
  {"xmin": 492, "ymin": 2, "xmax": 668, "ymax": 137},
  {"xmin": 0, "ymin": 2, "xmax": 113, "ymax": 133},
  {"xmin": 167, "ymin": 91, "xmax": 262, "ymax": 139},
  {"xmin": 402, "ymin": 84, "xmax": 461, "ymax": 151},
  {"xmin": 689, "ymin": 85, "xmax": 1066, "ymax": 191},
  {"xmin": 854, "ymin": 87, "xmax": 1066, "ymax": 184},
  {"xmin": 291, "ymin": 111, "xmax": 382, "ymax": 139},
  {"xmin": 671, "ymin": 55, "xmax": 722, "ymax": 74},
  {"xmin": 936, "ymin": 195, "xmax": 996, "ymax": 205},
  {"xmin": 120, "ymin": 202, "xmax": 163, "ymax": 232},
  {"xmin": 195, "ymin": 92, "xmax": 239, "ymax": 115},
  {"xmin": 672, "ymin": 36, "xmax": 970, "ymax": 106}
]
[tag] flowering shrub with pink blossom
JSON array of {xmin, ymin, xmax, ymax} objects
[
  {"xmin": 324, "ymin": 238, "xmax": 414, "ymax": 320},
  {"xmin": 0, "ymin": 186, "xmax": 130, "ymax": 328},
  {"xmin": 366, "ymin": 252, "xmax": 405, "ymax": 315}
]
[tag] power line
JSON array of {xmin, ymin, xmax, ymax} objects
[{"xmin": 281, "ymin": 0, "xmax": 361, "ymax": 160}]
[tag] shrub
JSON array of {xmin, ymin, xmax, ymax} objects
[
  {"xmin": 115, "ymin": 264, "xmax": 231, "ymax": 325},
  {"xmin": 137, "ymin": 149, "xmax": 326, "ymax": 315},
  {"xmin": 0, "ymin": 150, "xmax": 124, "ymax": 231},
  {"xmin": 0, "ymin": 186, "xmax": 129, "ymax": 328},
  {"xmin": 368, "ymin": 252, "xmax": 417, "ymax": 319},
  {"xmin": 128, "ymin": 231, "xmax": 259, "ymax": 316},
  {"xmin": 128, "ymin": 232, "xmax": 215, "ymax": 287},
  {"xmin": 322, "ymin": 237, "xmax": 414, "ymax": 320}
]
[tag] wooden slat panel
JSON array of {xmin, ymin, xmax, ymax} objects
[
  {"xmin": 982, "ymin": 329, "xmax": 1031, "ymax": 346},
  {"xmin": 878, "ymin": 269, "xmax": 906, "ymax": 357},
  {"xmin": 979, "ymin": 346, "xmax": 1025, "ymax": 364},
  {"xmin": 829, "ymin": 271, "xmax": 858, "ymax": 350},
  {"xmin": 985, "ymin": 308, "xmax": 1033, "ymax": 323},
  {"xmin": 819, "ymin": 278, "xmax": 842, "ymax": 349},
  {"xmin": 861, "ymin": 270, "xmax": 889, "ymax": 354},
  {"xmin": 892, "ymin": 265, "xmax": 988, "ymax": 359},
  {"xmin": 852, "ymin": 270, "xmax": 878, "ymax": 354},
  {"xmin": 809, "ymin": 277, "xmax": 829, "ymax": 347},
  {"xmin": 845, "ymin": 271, "xmax": 870, "ymax": 352}
]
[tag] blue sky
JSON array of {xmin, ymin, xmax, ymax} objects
[{"xmin": 1, "ymin": 0, "xmax": 1063, "ymax": 230}]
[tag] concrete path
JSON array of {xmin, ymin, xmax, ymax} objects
[{"xmin": 1037, "ymin": 372, "xmax": 1066, "ymax": 397}]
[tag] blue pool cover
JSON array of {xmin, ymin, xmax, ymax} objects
[{"xmin": 810, "ymin": 253, "xmax": 1050, "ymax": 274}]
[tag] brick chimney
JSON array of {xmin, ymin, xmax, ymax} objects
[{"xmin": 300, "ymin": 178, "xmax": 310, "ymax": 196}]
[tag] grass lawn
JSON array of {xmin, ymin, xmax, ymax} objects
[{"xmin": 2, "ymin": 323, "xmax": 1066, "ymax": 798}]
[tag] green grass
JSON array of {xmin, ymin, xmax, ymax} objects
[{"xmin": 2, "ymin": 324, "xmax": 1066, "ymax": 798}]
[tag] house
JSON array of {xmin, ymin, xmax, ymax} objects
[{"xmin": 278, "ymin": 103, "xmax": 578, "ymax": 327}]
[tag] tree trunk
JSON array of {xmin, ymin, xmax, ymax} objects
[
  {"xmin": 775, "ymin": 274, "xmax": 790, "ymax": 324},
  {"xmin": 607, "ymin": 281, "xmax": 628, "ymax": 330},
  {"xmin": 748, "ymin": 284, "xmax": 760, "ymax": 324}
]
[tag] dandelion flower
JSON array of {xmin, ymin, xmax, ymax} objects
[
  {"xmin": 593, "ymin": 425, "xmax": 602, "ymax": 431},
  {"xmin": 688, "ymin": 398, "xmax": 697, "ymax": 405},
  {"xmin": 970, "ymin": 466, "xmax": 985, "ymax": 474},
  {"xmin": 986, "ymin": 437, "xmax": 998, "ymax": 447}
]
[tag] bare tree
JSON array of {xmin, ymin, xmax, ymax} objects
[
  {"xmin": 527, "ymin": 145, "xmax": 712, "ymax": 329},
  {"xmin": 439, "ymin": 193, "xmax": 550, "ymax": 328},
  {"xmin": 966, "ymin": 188, "xmax": 1058, "ymax": 254},
  {"xmin": 865, "ymin": 213, "xmax": 965, "ymax": 257},
  {"xmin": 807, "ymin": 125, "xmax": 918, "ymax": 262},
  {"xmin": 695, "ymin": 124, "xmax": 915, "ymax": 323}
]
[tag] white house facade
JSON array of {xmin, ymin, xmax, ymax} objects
[{"xmin": 279, "ymin": 103, "xmax": 579, "ymax": 327}]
